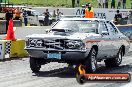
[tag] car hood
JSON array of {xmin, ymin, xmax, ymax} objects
[{"xmin": 26, "ymin": 32, "xmax": 99, "ymax": 40}]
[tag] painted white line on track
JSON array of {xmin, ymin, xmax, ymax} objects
[{"xmin": 121, "ymin": 82, "xmax": 132, "ymax": 87}]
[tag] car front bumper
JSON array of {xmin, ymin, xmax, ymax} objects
[{"xmin": 25, "ymin": 48, "xmax": 90, "ymax": 61}]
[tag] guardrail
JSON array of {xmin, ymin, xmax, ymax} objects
[{"xmin": 117, "ymin": 24, "xmax": 132, "ymax": 41}]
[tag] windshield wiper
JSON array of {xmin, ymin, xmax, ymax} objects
[
  {"xmin": 51, "ymin": 28, "xmax": 73, "ymax": 32},
  {"xmin": 51, "ymin": 29, "xmax": 65, "ymax": 32}
]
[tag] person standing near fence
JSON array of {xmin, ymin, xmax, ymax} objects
[
  {"xmin": 111, "ymin": 0, "xmax": 115, "ymax": 8},
  {"xmin": 5, "ymin": 10, "xmax": 13, "ymax": 33},
  {"xmin": 102, "ymin": 0, "xmax": 105, "ymax": 8},
  {"xmin": 44, "ymin": 9, "xmax": 50, "ymax": 26},
  {"xmin": 105, "ymin": 0, "xmax": 109, "ymax": 8},
  {"xmin": 52, "ymin": 10, "xmax": 56, "ymax": 22},
  {"xmin": 131, "ymin": 0, "xmax": 132, "ymax": 9},
  {"xmin": 72, "ymin": 0, "xmax": 75, "ymax": 8},
  {"xmin": 122, "ymin": 0, "xmax": 126, "ymax": 9},
  {"xmin": 114, "ymin": 10, "xmax": 122, "ymax": 25},
  {"xmin": 117, "ymin": 0, "xmax": 122, "ymax": 9},
  {"xmin": 97, "ymin": 0, "xmax": 102, "ymax": 8},
  {"xmin": 56, "ymin": 9, "xmax": 62, "ymax": 21},
  {"xmin": 77, "ymin": 0, "xmax": 80, "ymax": 7},
  {"xmin": 84, "ymin": 3, "xmax": 94, "ymax": 18},
  {"xmin": 14, "ymin": 7, "xmax": 21, "ymax": 20},
  {"xmin": 23, "ymin": 10, "xmax": 28, "ymax": 26}
]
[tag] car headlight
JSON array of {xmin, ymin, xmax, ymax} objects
[
  {"xmin": 25, "ymin": 38, "xmax": 37, "ymax": 47},
  {"xmin": 66, "ymin": 40, "xmax": 84, "ymax": 49},
  {"xmin": 29, "ymin": 39, "xmax": 37, "ymax": 47},
  {"xmin": 26, "ymin": 38, "xmax": 43, "ymax": 47},
  {"xmin": 36, "ymin": 40, "xmax": 43, "ymax": 47}
]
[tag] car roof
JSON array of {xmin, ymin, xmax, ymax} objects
[{"xmin": 60, "ymin": 18, "xmax": 106, "ymax": 21}]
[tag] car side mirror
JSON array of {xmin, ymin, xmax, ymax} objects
[
  {"xmin": 101, "ymin": 31, "xmax": 109, "ymax": 36},
  {"xmin": 45, "ymin": 29, "xmax": 50, "ymax": 34}
]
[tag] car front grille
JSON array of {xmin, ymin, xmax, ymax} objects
[{"xmin": 27, "ymin": 38, "xmax": 68, "ymax": 50}]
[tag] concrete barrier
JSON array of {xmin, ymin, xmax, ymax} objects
[
  {"xmin": 0, "ymin": 40, "xmax": 11, "ymax": 60},
  {"xmin": 10, "ymin": 39, "xmax": 29, "ymax": 58},
  {"xmin": 0, "ymin": 20, "xmax": 6, "ymax": 34},
  {"xmin": 0, "ymin": 20, "xmax": 22, "ymax": 34},
  {"xmin": 14, "ymin": 26, "xmax": 50, "ymax": 39},
  {"xmin": 13, "ymin": 20, "xmax": 22, "ymax": 27},
  {"xmin": 0, "ymin": 39, "xmax": 29, "ymax": 59}
]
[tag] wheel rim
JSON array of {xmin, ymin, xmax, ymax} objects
[
  {"xmin": 91, "ymin": 49, "xmax": 97, "ymax": 72},
  {"xmin": 116, "ymin": 50, "xmax": 122, "ymax": 64}
]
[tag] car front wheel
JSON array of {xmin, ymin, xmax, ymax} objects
[
  {"xmin": 30, "ymin": 57, "xmax": 41, "ymax": 73},
  {"xmin": 84, "ymin": 48, "xmax": 97, "ymax": 73}
]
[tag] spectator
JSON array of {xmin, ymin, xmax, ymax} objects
[
  {"xmin": 127, "ymin": 11, "xmax": 132, "ymax": 24},
  {"xmin": 77, "ymin": 0, "xmax": 80, "ymax": 7},
  {"xmin": 5, "ymin": 10, "xmax": 13, "ymax": 33},
  {"xmin": 23, "ymin": 10, "xmax": 28, "ymax": 26},
  {"xmin": 117, "ymin": 0, "xmax": 122, "ymax": 9},
  {"xmin": 122, "ymin": 0, "xmax": 126, "ymax": 9},
  {"xmin": 56, "ymin": 9, "xmax": 63, "ymax": 21},
  {"xmin": 131, "ymin": 0, "xmax": 132, "ymax": 9},
  {"xmin": 105, "ymin": 0, "xmax": 109, "ymax": 8},
  {"xmin": 84, "ymin": 3, "xmax": 94, "ymax": 18},
  {"xmin": 14, "ymin": 7, "xmax": 21, "ymax": 20},
  {"xmin": 72, "ymin": 0, "xmax": 75, "ymax": 8},
  {"xmin": 114, "ymin": 10, "xmax": 122, "ymax": 25},
  {"xmin": 52, "ymin": 10, "xmax": 56, "ymax": 22},
  {"xmin": 97, "ymin": 0, "xmax": 102, "ymax": 8},
  {"xmin": 103, "ymin": 0, "xmax": 105, "ymax": 8},
  {"xmin": 111, "ymin": 0, "xmax": 115, "ymax": 8},
  {"xmin": 44, "ymin": 9, "xmax": 50, "ymax": 26}
]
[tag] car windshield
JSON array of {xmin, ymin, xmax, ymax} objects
[{"xmin": 52, "ymin": 20, "xmax": 98, "ymax": 33}]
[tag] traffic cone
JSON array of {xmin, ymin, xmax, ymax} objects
[{"xmin": 5, "ymin": 19, "xmax": 16, "ymax": 41}]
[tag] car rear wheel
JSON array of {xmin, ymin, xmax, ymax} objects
[
  {"xmin": 30, "ymin": 57, "xmax": 41, "ymax": 73},
  {"xmin": 84, "ymin": 48, "xmax": 97, "ymax": 73},
  {"xmin": 105, "ymin": 47, "xmax": 123, "ymax": 67}
]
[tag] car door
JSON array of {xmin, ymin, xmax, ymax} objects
[
  {"xmin": 97, "ymin": 21, "xmax": 113, "ymax": 59},
  {"xmin": 106, "ymin": 21, "xmax": 121, "ymax": 57}
]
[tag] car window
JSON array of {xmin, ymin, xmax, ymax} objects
[
  {"xmin": 106, "ymin": 22, "xmax": 118, "ymax": 34},
  {"xmin": 78, "ymin": 21, "xmax": 98, "ymax": 33},
  {"xmin": 99, "ymin": 21, "xmax": 109, "ymax": 35},
  {"xmin": 52, "ymin": 20, "xmax": 98, "ymax": 33},
  {"xmin": 52, "ymin": 21, "xmax": 79, "ymax": 32}
]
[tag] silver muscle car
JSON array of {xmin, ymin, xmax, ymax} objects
[{"xmin": 25, "ymin": 18, "xmax": 130, "ymax": 73}]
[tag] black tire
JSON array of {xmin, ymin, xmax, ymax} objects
[
  {"xmin": 84, "ymin": 48, "xmax": 97, "ymax": 73},
  {"xmin": 30, "ymin": 57, "xmax": 41, "ymax": 73},
  {"xmin": 76, "ymin": 75, "xmax": 87, "ymax": 84},
  {"xmin": 105, "ymin": 47, "xmax": 123, "ymax": 67},
  {"xmin": 75, "ymin": 64, "xmax": 85, "ymax": 77}
]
